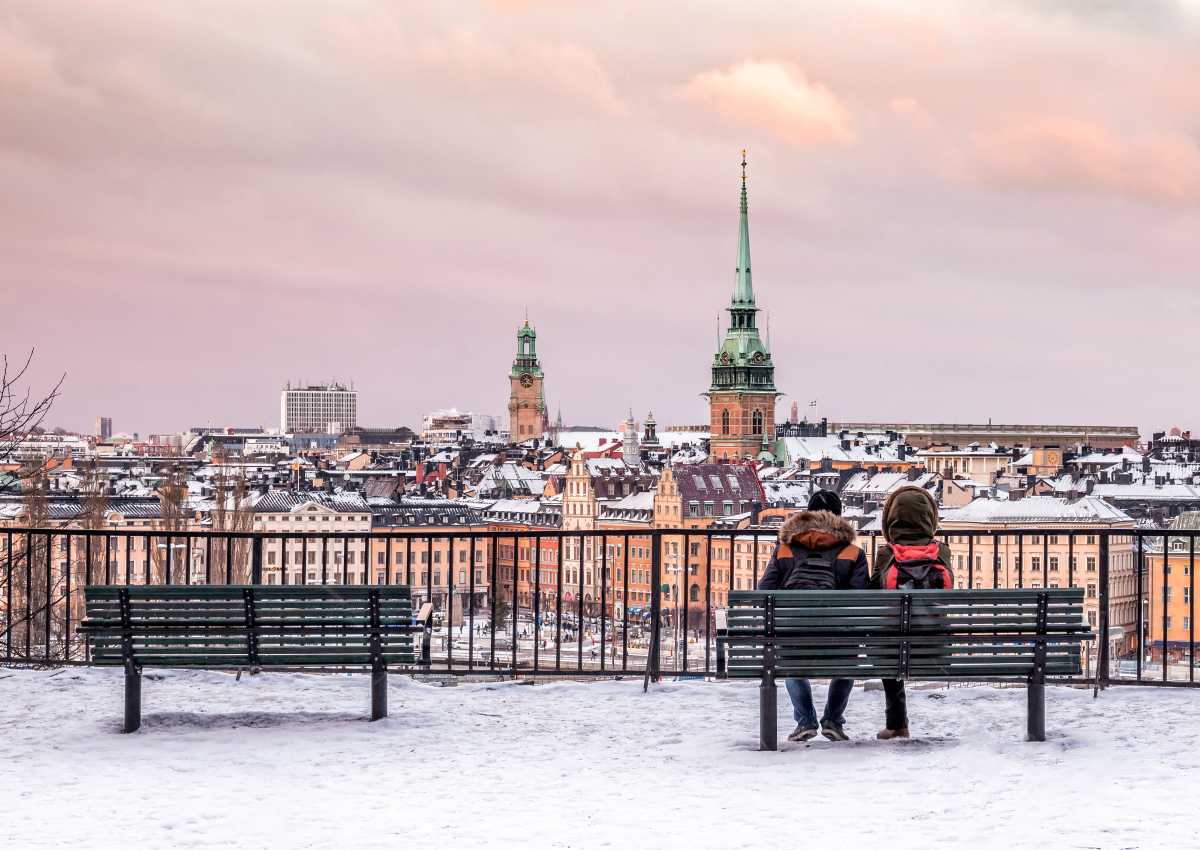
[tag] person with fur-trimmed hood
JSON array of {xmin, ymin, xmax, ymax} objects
[
  {"xmin": 757, "ymin": 490, "xmax": 869, "ymax": 742},
  {"xmin": 871, "ymin": 485, "xmax": 954, "ymax": 741}
]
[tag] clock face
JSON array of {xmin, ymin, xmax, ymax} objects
[
  {"xmin": 720, "ymin": 352, "xmax": 730, "ymax": 365},
  {"xmin": 520, "ymin": 373, "xmax": 534, "ymax": 388},
  {"xmin": 752, "ymin": 351, "xmax": 765, "ymax": 364}
]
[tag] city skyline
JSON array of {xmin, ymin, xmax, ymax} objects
[{"xmin": 4, "ymin": 2, "xmax": 1199, "ymax": 435}]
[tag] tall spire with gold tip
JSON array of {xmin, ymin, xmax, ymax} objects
[
  {"xmin": 705, "ymin": 150, "xmax": 780, "ymax": 463},
  {"xmin": 733, "ymin": 149, "xmax": 754, "ymax": 306}
]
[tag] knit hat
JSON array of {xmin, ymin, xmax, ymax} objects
[{"xmin": 808, "ymin": 489, "xmax": 842, "ymax": 516}]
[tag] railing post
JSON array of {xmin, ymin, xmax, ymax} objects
[
  {"xmin": 714, "ymin": 608, "xmax": 728, "ymax": 677},
  {"xmin": 251, "ymin": 535, "xmax": 263, "ymax": 584},
  {"xmin": 645, "ymin": 531, "xmax": 663, "ymax": 690},
  {"xmin": 1095, "ymin": 533, "xmax": 1111, "ymax": 696}
]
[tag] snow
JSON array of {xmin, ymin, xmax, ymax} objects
[
  {"xmin": 941, "ymin": 495, "xmax": 1132, "ymax": 523},
  {"xmin": 3, "ymin": 670, "xmax": 1198, "ymax": 848}
]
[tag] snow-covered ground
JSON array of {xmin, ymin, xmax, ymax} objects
[{"xmin": 2, "ymin": 668, "xmax": 1197, "ymax": 849}]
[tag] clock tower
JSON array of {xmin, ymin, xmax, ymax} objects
[
  {"xmin": 508, "ymin": 320, "xmax": 547, "ymax": 443},
  {"xmin": 705, "ymin": 152, "xmax": 780, "ymax": 462}
]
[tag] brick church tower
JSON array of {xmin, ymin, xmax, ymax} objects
[
  {"xmin": 508, "ymin": 320, "xmax": 547, "ymax": 443},
  {"xmin": 705, "ymin": 152, "xmax": 780, "ymax": 462}
]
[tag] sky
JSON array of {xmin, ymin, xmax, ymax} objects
[{"xmin": 3, "ymin": 1, "xmax": 1199, "ymax": 438}]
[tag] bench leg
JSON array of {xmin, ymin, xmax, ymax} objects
[
  {"xmin": 123, "ymin": 667, "xmax": 142, "ymax": 734},
  {"xmin": 1027, "ymin": 672, "xmax": 1045, "ymax": 742},
  {"xmin": 759, "ymin": 676, "xmax": 777, "ymax": 751},
  {"xmin": 370, "ymin": 667, "xmax": 387, "ymax": 721}
]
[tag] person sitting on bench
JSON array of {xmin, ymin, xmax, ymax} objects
[
  {"xmin": 757, "ymin": 490, "xmax": 870, "ymax": 742},
  {"xmin": 870, "ymin": 485, "xmax": 955, "ymax": 741}
]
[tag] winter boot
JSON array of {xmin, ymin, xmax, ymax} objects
[
  {"xmin": 788, "ymin": 725, "xmax": 819, "ymax": 742},
  {"xmin": 876, "ymin": 727, "xmax": 910, "ymax": 740},
  {"xmin": 821, "ymin": 721, "xmax": 849, "ymax": 742}
]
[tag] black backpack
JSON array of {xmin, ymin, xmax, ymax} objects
[{"xmin": 781, "ymin": 548, "xmax": 838, "ymax": 591}]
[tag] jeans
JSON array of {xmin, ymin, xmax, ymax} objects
[{"xmin": 785, "ymin": 678, "xmax": 854, "ymax": 728}]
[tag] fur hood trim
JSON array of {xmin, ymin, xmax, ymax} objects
[{"xmin": 779, "ymin": 510, "xmax": 857, "ymax": 548}]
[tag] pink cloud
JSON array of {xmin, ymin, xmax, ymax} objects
[
  {"xmin": 677, "ymin": 60, "xmax": 854, "ymax": 146},
  {"xmin": 972, "ymin": 116, "xmax": 1200, "ymax": 204},
  {"xmin": 417, "ymin": 29, "xmax": 625, "ymax": 113}
]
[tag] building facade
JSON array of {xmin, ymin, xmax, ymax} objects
[
  {"xmin": 706, "ymin": 153, "xmax": 779, "ymax": 463},
  {"xmin": 939, "ymin": 497, "xmax": 1138, "ymax": 666},
  {"xmin": 280, "ymin": 383, "xmax": 357, "ymax": 434}
]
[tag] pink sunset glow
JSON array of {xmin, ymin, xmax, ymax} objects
[{"xmin": 3, "ymin": 1, "xmax": 1198, "ymax": 434}]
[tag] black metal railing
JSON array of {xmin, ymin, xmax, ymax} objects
[{"xmin": 0, "ymin": 525, "xmax": 1196, "ymax": 687}]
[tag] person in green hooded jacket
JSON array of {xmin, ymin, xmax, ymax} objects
[{"xmin": 870, "ymin": 485, "xmax": 954, "ymax": 740}]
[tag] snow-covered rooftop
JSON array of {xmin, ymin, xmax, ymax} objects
[{"xmin": 941, "ymin": 495, "xmax": 1133, "ymax": 524}]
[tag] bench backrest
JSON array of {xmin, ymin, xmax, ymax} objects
[
  {"xmin": 82, "ymin": 585, "xmax": 418, "ymax": 669},
  {"xmin": 723, "ymin": 588, "xmax": 1092, "ymax": 680}
]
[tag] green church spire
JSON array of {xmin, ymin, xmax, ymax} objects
[
  {"xmin": 733, "ymin": 149, "xmax": 754, "ymax": 307},
  {"xmin": 708, "ymin": 150, "xmax": 776, "ymax": 395}
]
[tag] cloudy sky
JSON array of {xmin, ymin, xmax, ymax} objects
[{"xmin": 4, "ymin": 1, "xmax": 1199, "ymax": 437}]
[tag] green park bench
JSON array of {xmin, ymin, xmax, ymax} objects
[
  {"xmin": 80, "ymin": 585, "xmax": 432, "ymax": 732},
  {"xmin": 716, "ymin": 588, "xmax": 1093, "ymax": 749}
]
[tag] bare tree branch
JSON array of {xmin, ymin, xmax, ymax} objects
[{"xmin": 0, "ymin": 348, "xmax": 66, "ymax": 475}]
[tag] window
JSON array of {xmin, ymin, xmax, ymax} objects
[
  {"xmin": 1086, "ymin": 584, "xmax": 1096, "ymax": 599},
  {"xmin": 377, "ymin": 551, "xmax": 385, "ymax": 565},
  {"xmin": 751, "ymin": 410, "xmax": 764, "ymax": 436},
  {"xmin": 1031, "ymin": 556, "xmax": 1041, "ymax": 571},
  {"xmin": 1049, "ymin": 557, "xmax": 1059, "ymax": 572},
  {"xmin": 721, "ymin": 409, "xmax": 730, "ymax": 435}
]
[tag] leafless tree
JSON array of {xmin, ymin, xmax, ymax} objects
[
  {"xmin": 152, "ymin": 464, "xmax": 190, "ymax": 583},
  {"xmin": 0, "ymin": 349, "xmax": 65, "ymax": 473},
  {"xmin": 78, "ymin": 459, "xmax": 109, "ymax": 616},
  {"xmin": 210, "ymin": 456, "xmax": 255, "ymax": 583},
  {"xmin": 3, "ymin": 465, "xmax": 54, "ymax": 658}
]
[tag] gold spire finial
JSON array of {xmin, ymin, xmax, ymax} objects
[{"xmin": 740, "ymin": 149, "xmax": 748, "ymax": 188}]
